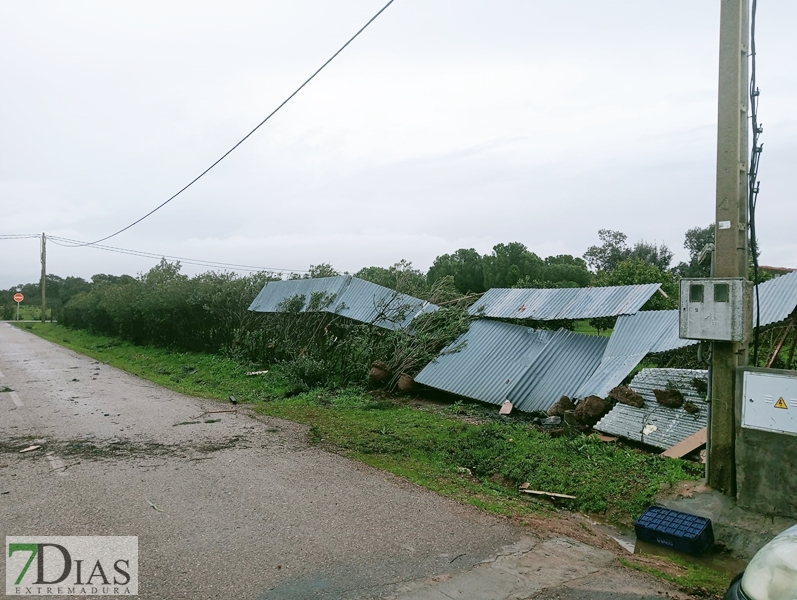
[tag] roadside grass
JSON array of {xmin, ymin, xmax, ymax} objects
[
  {"xmin": 620, "ymin": 556, "xmax": 731, "ymax": 599},
  {"xmin": 18, "ymin": 322, "xmax": 703, "ymax": 527},
  {"xmin": 17, "ymin": 322, "xmax": 289, "ymax": 401}
]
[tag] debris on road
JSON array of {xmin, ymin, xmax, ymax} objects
[
  {"xmin": 19, "ymin": 445, "xmax": 42, "ymax": 453},
  {"xmin": 145, "ymin": 498, "xmax": 165, "ymax": 512},
  {"xmin": 193, "ymin": 409, "xmax": 236, "ymax": 418},
  {"xmin": 51, "ymin": 461, "xmax": 80, "ymax": 472},
  {"xmin": 229, "ymin": 394, "xmax": 237, "ymax": 405},
  {"xmin": 173, "ymin": 421, "xmax": 202, "ymax": 426}
]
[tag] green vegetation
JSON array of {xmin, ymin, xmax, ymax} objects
[
  {"xmin": 21, "ymin": 322, "xmax": 702, "ymax": 526},
  {"xmin": 620, "ymin": 556, "xmax": 731, "ymax": 599}
]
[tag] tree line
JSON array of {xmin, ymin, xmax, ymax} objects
[{"xmin": 2, "ymin": 224, "xmax": 721, "ymax": 319}]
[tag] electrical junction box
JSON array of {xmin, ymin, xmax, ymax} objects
[
  {"xmin": 741, "ymin": 368, "xmax": 797, "ymax": 436},
  {"xmin": 679, "ymin": 278, "xmax": 751, "ymax": 342}
]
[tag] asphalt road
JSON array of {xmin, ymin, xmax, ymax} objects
[{"xmin": 0, "ymin": 323, "xmax": 690, "ymax": 599}]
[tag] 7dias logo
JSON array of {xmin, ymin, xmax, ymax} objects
[{"xmin": 6, "ymin": 537, "xmax": 138, "ymax": 596}]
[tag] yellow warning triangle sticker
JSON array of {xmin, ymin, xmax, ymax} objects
[{"xmin": 775, "ymin": 397, "xmax": 788, "ymax": 409}]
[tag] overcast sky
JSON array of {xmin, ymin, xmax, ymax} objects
[{"xmin": 1, "ymin": 1, "xmax": 795, "ymax": 288}]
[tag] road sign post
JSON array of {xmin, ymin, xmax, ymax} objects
[{"xmin": 13, "ymin": 293, "xmax": 23, "ymax": 321}]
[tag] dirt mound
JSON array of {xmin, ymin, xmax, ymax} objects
[
  {"xmin": 369, "ymin": 360, "xmax": 391, "ymax": 382},
  {"xmin": 574, "ymin": 395, "xmax": 609, "ymax": 426},
  {"xmin": 547, "ymin": 395, "xmax": 575, "ymax": 417},
  {"xmin": 609, "ymin": 386, "xmax": 645, "ymax": 408},
  {"xmin": 683, "ymin": 401, "xmax": 700, "ymax": 414},
  {"xmin": 653, "ymin": 388, "xmax": 684, "ymax": 408}
]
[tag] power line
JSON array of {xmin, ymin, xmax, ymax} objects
[
  {"xmin": 0, "ymin": 234, "xmax": 41, "ymax": 240},
  {"xmin": 80, "ymin": 0, "xmax": 397, "ymax": 247},
  {"xmin": 48, "ymin": 235, "xmax": 307, "ymax": 274},
  {"xmin": 748, "ymin": 0, "xmax": 763, "ymax": 364}
]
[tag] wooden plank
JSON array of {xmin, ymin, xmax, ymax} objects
[
  {"xmin": 661, "ymin": 427, "xmax": 707, "ymax": 459},
  {"xmin": 519, "ymin": 485, "xmax": 576, "ymax": 500}
]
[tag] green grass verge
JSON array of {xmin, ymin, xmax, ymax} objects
[
  {"xmin": 19, "ymin": 323, "xmax": 702, "ymax": 526},
  {"xmin": 620, "ymin": 556, "xmax": 731, "ymax": 599}
]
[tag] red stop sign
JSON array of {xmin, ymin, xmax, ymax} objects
[{"xmin": 13, "ymin": 293, "xmax": 23, "ymax": 303}]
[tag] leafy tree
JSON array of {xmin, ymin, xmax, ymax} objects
[
  {"xmin": 674, "ymin": 224, "xmax": 715, "ymax": 278},
  {"xmin": 584, "ymin": 229, "xmax": 673, "ymax": 273},
  {"xmin": 308, "ymin": 263, "xmax": 340, "ymax": 278},
  {"xmin": 593, "ymin": 258, "xmax": 677, "ymax": 310},
  {"xmin": 584, "ymin": 229, "xmax": 630, "ymax": 272},
  {"xmin": 426, "ymin": 248, "xmax": 485, "ymax": 295},
  {"xmin": 482, "ymin": 242, "xmax": 545, "ymax": 289},
  {"xmin": 92, "ymin": 273, "xmax": 136, "ymax": 286},
  {"xmin": 355, "ymin": 260, "xmax": 430, "ymax": 299},
  {"xmin": 588, "ymin": 258, "xmax": 677, "ymax": 332},
  {"xmin": 629, "ymin": 241, "xmax": 673, "ymax": 271},
  {"xmin": 142, "ymin": 258, "xmax": 186, "ymax": 285}
]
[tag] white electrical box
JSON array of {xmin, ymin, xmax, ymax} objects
[
  {"xmin": 679, "ymin": 278, "xmax": 751, "ymax": 342},
  {"xmin": 742, "ymin": 368, "xmax": 797, "ymax": 436}
]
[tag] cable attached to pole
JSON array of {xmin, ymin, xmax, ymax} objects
[{"xmin": 75, "ymin": 0, "xmax": 397, "ymax": 248}]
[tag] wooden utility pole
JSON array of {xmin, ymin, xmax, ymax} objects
[
  {"xmin": 40, "ymin": 232, "xmax": 46, "ymax": 324},
  {"xmin": 709, "ymin": 0, "xmax": 750, "ymax": 494}
]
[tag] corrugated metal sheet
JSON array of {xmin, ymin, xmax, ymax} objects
[
  {"xmin": 248, "ymin": 275, "xmax": 436, "ymax": 330},
  {"xmin": 469, "ymin": 284, "xmax": 661, "ymax": 320},
  {"xmin": 414, "ymin": 320, "xmax": 553, "ymax": 405},
  {"xmin": 574, "ymin": 353, "xmax": 649, "ymax": 400},
  {"xmin": 594, "ymin": 368, "xmax": 708, "ymax": 450},
  {"xmin": 507, "ymin": 330, "xmax": 609, "ymax": 413},
  {"xmin": 755, "ymin": 269, "xmax": 797, "ymax": 327},
  {"xmin": 575, "ymin": 311, "xmax": 697, "ymax": 399}
]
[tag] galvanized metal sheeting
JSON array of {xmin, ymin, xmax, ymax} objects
[
  {"xmin": 755, "ymin": 269, "xmax": 797, "ymax": 328},
  {"xmin": 576, "ymin": 311, "xmax": 697, "ymax": 399},
  {"xmin": 594, "ymin": 368, "xmax": 708, "ymax": 450},
  {"xmin": 469, "ymin": 284, "xmax": 661, "ymax": 320},
  {"xmin": 248, "ymin": 275, "xmax": 436, "ymax": 330},
  {"xmin": 507, "ymin": 329, "xmax": 609, "ymax": 413},
  {"xmin": 414, "ymin": 320, "xmax": 553, "ymax": 406}
]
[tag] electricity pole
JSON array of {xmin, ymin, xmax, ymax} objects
[
  {"xmin": 40, "ymin": 233, "xmax": 46, "ymax": 324},
  {"xmin": 709, "ymin": 0, "xmax": 750, "ymax": 494}
]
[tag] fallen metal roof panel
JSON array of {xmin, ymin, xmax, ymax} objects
[
  {"xmin": 606, "ymin": 310, "xmax": 696, "ymax": 356},
  {"xmin": 469, "ymin": 284, "xmax": 661, "ymax": 320},
  {"xmin": 415, "ymin": 320, "xmax": 553, "ymax": 405},
  {"xmin": 507, "ymin": 330, "xmax": 609, "ymax": 413},
  {"xmin": 594, "ymin": 368, "xmax": 708, "ymax": 450},
  {"xmin": 248, "ymin": 275, "xmax": 436, "ymax": 330},
  {"xmin": 755, "ymin": 269, "xmax": 797, "ymax": 327},
  {"xmin": 574, "ymin": 353, "xmax": 649, "ymax": 400},
  {"xmin": 575, "ymin": 311, "xmax": 697, "ymax": 399}
]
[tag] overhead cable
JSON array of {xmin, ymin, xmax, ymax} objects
[
  {"xmin": 79, "ymin": 0, "xmax": 397, "ymax": 247},
  {"xmin": 748, "ymin": 0, "xmax": 763, "ymax": 364},
  {"xmin": 48, "ymin": 235, "xmax": 307, "ymax": 274}
]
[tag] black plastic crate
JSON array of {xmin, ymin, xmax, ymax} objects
[{"xmin": 634, "ymin": 506, "xmax": 714, "ymax": 556}]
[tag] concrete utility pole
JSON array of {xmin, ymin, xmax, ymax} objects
[
  {"xmin": 40, "ymin": 232, "xmax": 46, "ymax": 324},
  {"xmin": 709, "ymin": 0, "xmax": 750, "ymax": 495}
]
